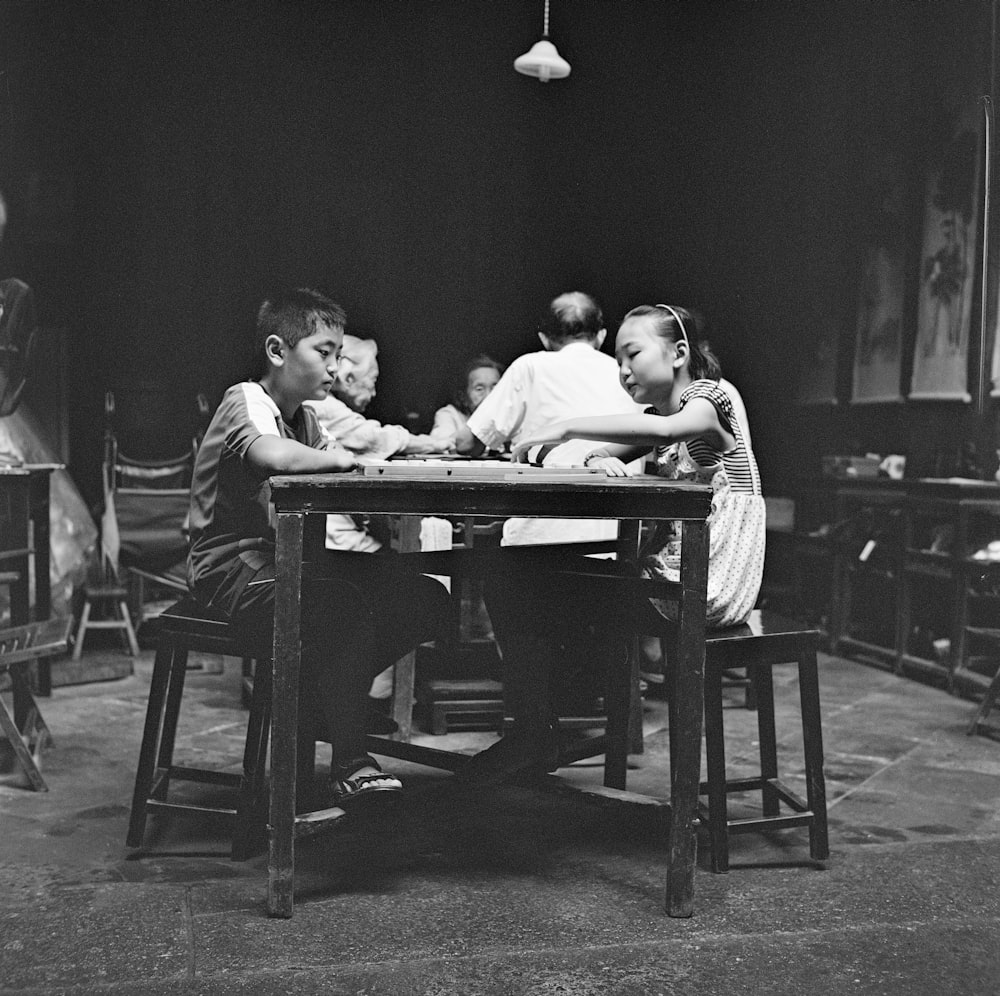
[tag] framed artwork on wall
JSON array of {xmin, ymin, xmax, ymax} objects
[{"xmin": 909, "ymin": 102, "xmax": 982, "ymax": 402}]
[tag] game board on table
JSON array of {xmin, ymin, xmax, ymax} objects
[{"xmin": 360, "ymin": 458, "xmax": 603, "ymax": 481}]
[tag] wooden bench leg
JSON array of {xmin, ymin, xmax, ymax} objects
[{"xmin": 798, "ymin": 648, "xmax": 829, "ymax": 861}]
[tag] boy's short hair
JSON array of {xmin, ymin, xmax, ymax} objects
[
  {"xmin": 540, "ymin": 291, "xmax": 604, "ymax": 344},
  {"xmin": 253, "ymin": 287, "xmax": 346, "ymax": 372}
]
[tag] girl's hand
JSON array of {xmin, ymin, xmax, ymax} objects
[{"xmin": 587, "ymin": 455, "xmax": 633, "ymax": 478}]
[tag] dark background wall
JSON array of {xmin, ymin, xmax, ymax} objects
[{"xmin": 0, "ymin": 0, "xmax": 997, "ymax": 511}]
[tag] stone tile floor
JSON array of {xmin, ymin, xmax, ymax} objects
[{"xmin": 1, "ymin": 644, "xmax": 999, "ymax": 995}]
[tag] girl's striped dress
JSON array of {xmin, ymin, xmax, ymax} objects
[{"xmin": 640, "ymin": 378, "xmax": 766, "ymax": 628}]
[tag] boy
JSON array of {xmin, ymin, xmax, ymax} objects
[{"xmin": 187, "ymin": 287, "xmax": 450, "ymax": 809}]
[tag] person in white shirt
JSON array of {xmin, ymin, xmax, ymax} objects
[{"xmin": 459, "ymin": 291, "xmax": 643, "ymax": 547}]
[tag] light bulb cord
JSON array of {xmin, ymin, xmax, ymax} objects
[{"xmin": 543, "ymin": 0, "xmax": 550, "ymax": 38}]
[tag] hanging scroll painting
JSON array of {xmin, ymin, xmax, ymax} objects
[
  {"xmin": 797, "ymin": 310, "xmax": 840, "ymax": 406},
  {"xmin": 992, "ymin": 285, "xmax": 1000, "ymax": 397},
  {"xmin": 910, "ymin": 104, "xmax": 981, "ymax": 401},
  {"xmin": 852, "ymin": 234, "xmax": 905, "ymax": 404}
]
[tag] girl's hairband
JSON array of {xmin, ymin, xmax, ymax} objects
[{"xmin": 654, "ymin": 304, "xmax": 690, "ymax": 349}]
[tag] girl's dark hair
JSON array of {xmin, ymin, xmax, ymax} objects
[
  {"xmin": 454, "ymin": 353, "xmax": 504, "ymax": 414},
  {"xmin": 622, "ymin": 304, "xmax": 722, "ymax": 381}
]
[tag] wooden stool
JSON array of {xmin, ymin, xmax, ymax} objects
[
  {"xmin": 417, "ymin": 676, "xmax": 505, "ymax": 734},
  {"xmin": 73, "ymin": 582, "xmax": 141, "ymax": 660},
  {"xmin": 695, "ymin": 610, "xmax": 828, "ymax": 873},
  {"xmin": 127, "ymin": 597, "xmax": 271, "ymax": 859}
]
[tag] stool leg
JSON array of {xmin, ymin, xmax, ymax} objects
[
  {"xmin": 72, "ymin": 600, "xmax": 93, "ymax": 661},
  {"xmin": 154, "ymin": 643, "xmax": 190, "ymax": 791},
  {"xmin": 234, "ymin": 658, "xmax": 270, "ymax": 860},
  {"xmin": 118, "ymin": 599, "xmax": 141, "ymax": 657},
  {"xmin": 754, "ymin": 664, "xmax": 780, "ymax": 817},
  {"xmin": 798, "ymin": 648, "xmax": 829, "ymax": 861},
  {"xmin": 703, "ymin": 659, "xmax": 730, "ymax": 873},
  {"xmin": 391, "ymin": 650, "xmax": 415, "ymax": 742},
  {"xmin": 127, "ymin": 637, "xmax": 176, "ymax": 847}
]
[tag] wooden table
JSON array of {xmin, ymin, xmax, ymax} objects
[{"xmin": 267, "ymin": 469, "xmax": 712, "ymax": 918}]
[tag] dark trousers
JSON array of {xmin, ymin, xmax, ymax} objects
[
  {"xmin": 205, "ymin": 553, "xmax": 450, "ymax": 768},
  {"xmin": 484, "ymin": 557, "xmax": 668, "ymax": 729}
]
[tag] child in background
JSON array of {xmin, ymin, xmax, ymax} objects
[
  {"xmin": 187, "ymin": 288, "xmax": 450, "ymax": 808},
  {"xmin": 429, "ymin": 354, "xmax": 504, "ymax": 453},
  {"xmin": 465, "ymin": 303, "xmax": 765, "ymax": 779}
]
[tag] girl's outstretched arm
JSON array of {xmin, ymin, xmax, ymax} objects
[{"xmin": 511, "ymin": 399, "xmax": 732, "ymax": 463}]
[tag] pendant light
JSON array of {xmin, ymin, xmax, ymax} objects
[{"xmin": 514, "ymin": 0, "xmax": 571, "ymax": 83}]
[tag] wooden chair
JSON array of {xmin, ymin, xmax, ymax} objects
[{"xmin": 0, "ymin": 616, "xmax": 71, "ymax": 791}]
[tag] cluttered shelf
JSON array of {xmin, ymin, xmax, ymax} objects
[{"xmin": 763, "ymin": 475, "xmax": 1000, "ymax": 699}]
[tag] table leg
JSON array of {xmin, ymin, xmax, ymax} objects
[
  {"xmin": 268, "ymin": 512, "xmax": 304, "ymax": 918},
  {"xmin": 666, "ymin": 518, "xmax": 708, "ymax": 917}
]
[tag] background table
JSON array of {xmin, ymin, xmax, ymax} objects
[
  {"xmin": 267, "ymin": 470, "xmax": 712, "ymax": 918},
  {"xmin": 0, "ymin": 463, "xmax": 61, "ymax": 695}
]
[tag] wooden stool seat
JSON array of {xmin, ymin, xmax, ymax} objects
[
  {"xmin": 73, "ymin": 582, "xmax": 140, "ymax": 660},
  {"xmin": 127, "ymin": 596, "xmax": 272, "ymax": 859},
  {"xmin": 698, "ymin": 609, "xmax": 828, "ymax": 872}
]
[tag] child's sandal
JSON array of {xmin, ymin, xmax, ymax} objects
[{"xmin": 329, "ymin": 756, "xmax": 402, "ymax": 809}]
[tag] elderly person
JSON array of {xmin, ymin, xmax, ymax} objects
[{"xmin": 308, "ymin": 335, "xmax": 449, "ymax": 461}]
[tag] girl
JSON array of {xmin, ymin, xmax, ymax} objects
[
  {"xmin": 461, "ymin": 305, "xmax": 764, "ymax": 784},
  {"xmin": 429, "ymin": 354, "xmax": 504, "ymax": 452},
  {"xmin": 512, "ymin": 303, "xmax": 765, "ymax": 629}
]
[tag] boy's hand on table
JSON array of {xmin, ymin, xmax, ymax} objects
[{"xmin": 323, "ymin": 441, "xmax": 361, "ymax": 472}]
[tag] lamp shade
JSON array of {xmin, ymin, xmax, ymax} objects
[{"xmin": 513, "ymin": 39, "xmax": 571, "ymax": 82}]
